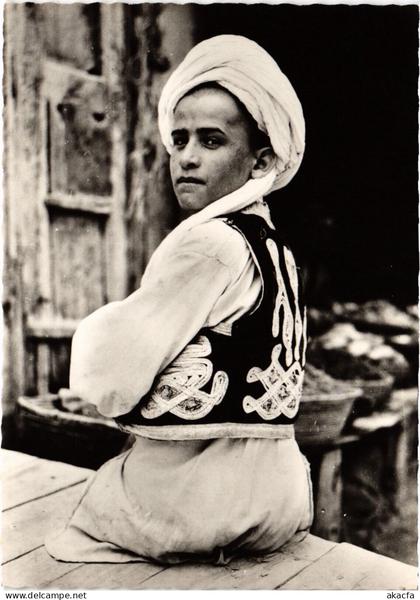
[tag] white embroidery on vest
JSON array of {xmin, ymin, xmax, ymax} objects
[
  {"xmin": 243, "ymin": 344, "xmax": 304, "ymax": 420},
  {"xmin": 284, "ymin": 246, "xmax": 304, "ymax": 363},
  {"xmin": 141, "ymin": 335, "xmax": 228, "ymax": 421},
  {"xmin": 266, "ymin": 239, "xmax": 294, "ymax": 366},
  {"xmin": 302, "ymin": 307, "xmax": 307, "ymax": 366}
]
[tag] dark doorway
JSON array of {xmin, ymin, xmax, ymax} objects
[{"xmin": 195, "ymin": 4, "xmax": 419, "ymax": 306}]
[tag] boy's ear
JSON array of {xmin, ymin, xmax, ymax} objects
[{"xmin": 251, "ymin": 147, "xmax": 276, "ymax": 179}]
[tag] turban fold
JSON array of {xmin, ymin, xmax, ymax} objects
[{"xmin": 157, "ymin": 34, "xmax": 305, "ymax": 235}]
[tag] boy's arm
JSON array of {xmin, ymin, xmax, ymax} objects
[{"xmin": 69, "ymin": 247, "xmax": 232, "ymax": 418}]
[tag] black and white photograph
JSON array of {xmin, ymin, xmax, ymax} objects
[{"xmin": 1, "ymin": 1, "xmax": 418, "ymax": 593}]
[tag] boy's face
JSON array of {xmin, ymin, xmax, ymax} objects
[{"xmin": 170, "ymin": 87, "xmax": 256, "ymax": 212}]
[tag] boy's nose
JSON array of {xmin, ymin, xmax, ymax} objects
[{"xmin": 179, "ymin": 142, "xmax": 201, "ymax": 169}]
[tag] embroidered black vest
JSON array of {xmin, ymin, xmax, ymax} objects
[{"xmin": 117, "ymin": 213, "xmax": 307, "ymax": 440}]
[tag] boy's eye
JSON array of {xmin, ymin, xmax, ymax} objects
[
  {"xmin": 172, "ymin": 135, "xmax": 187, "ymax": 147},
  {"xmin": 203, "ymin": 136, "xmax": 221, "ymax": 148}
]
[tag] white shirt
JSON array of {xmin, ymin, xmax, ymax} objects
[{"xmin": 69, "ymin": 204, "xmax": 274, "ymax": 418}]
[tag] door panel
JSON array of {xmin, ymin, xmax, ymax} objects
[
  {"xmin": 38, "ymin": 3, "xmax": 101, "ymax": 74},
  {"xmin": 50, "ymin": 211, "xmax": 107, "ymax": 319},
  {"xmin": 44, "ymin": 62, "xmax": 112, "ymax": 198}
]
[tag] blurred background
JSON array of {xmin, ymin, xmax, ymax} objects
[{"xmin": 2, "ymin": 2, "xmax": 418, "ymax": 567}]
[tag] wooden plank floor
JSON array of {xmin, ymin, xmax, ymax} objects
[{"xmin": 2, "ymin": 449, "xmax": 417, "ymax": 590}]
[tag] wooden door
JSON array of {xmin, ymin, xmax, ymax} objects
[
  {"xmin": 3, "ymin": 4, "xmax": 128, "ymax": 405},
  {"xmin": 3, "ymin": 3, "xmax": 195, "ymax": 414}
]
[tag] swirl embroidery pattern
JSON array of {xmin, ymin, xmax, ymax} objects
[
  {"xmin": 266, "ymin": 239, "xmax": 295, "ymax": 365},
  {"xmin": 141, "ymin": 336, "xmax": 229, "ymax": 420},
  {"xmin": 284, "ymin": 246, "xmax": 305, "ymax": 364},
  {"xmin": 243, "ymin": 344, "xmax": 304, "ymax": 420}
]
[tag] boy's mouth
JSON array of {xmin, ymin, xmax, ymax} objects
[{"xmin": 176, "ymin": 176, "xmax": 205, "ymax": 185}]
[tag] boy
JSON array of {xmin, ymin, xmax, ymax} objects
[{"xmin": 46, "ymin": 35, "xmax": 312, "ymax": 565}]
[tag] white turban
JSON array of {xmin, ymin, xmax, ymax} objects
[{"xmin": 157, "ymin": 34, "xmax": 305, "ymax": 233}]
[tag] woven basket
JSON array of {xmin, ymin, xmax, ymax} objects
[
  {"xmin": 344, "ymin": 373, "xmax": 395, "ymax": 419},
  {"xmin": 16, "ymin": 395, "xmax": 129, "ymax": 469},
  {"xmin": 295, "ymin": 388, "xmax": 362, "ymax": 445},
  {"xmin": 354, "ymin": 373, "xmax": 395, "ymax": 406}
]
